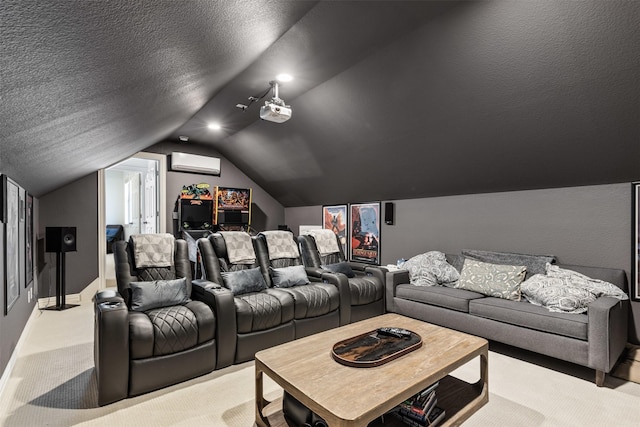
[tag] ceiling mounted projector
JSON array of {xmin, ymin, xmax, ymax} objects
[
  {"xmin": 260, "ymin": 81, "xmax": 291, "ymax": 123},
  {"xmin": 237, "ymin": 80, "xmax": 292, "ymax": 123},
  {"xmin": 260, "ymin": 101, "xmax": 292, "ymax": 123}
]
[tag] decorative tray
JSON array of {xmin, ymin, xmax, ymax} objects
[{"xmin": 331, "ymin": 328, "xmax": 422, "ymax": 368}]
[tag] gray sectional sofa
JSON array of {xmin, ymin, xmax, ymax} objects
[{"xmin": 385, "ymin": 250, "xmax": 629, "ymax": 386}]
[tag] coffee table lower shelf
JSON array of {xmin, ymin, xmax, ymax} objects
[{"xmin": 259, "ymin": 374, "xmax": 487, "ymax": 427}]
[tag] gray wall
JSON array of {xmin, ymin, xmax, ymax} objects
[
  {"xmin": 285, "ymin": 183, "xmax": 640, "ymax": 344},
  {"xmin": 144, "ymin": 141, "xmax": 285, "ymax": 233},
  {"xmin": 0, "ymin": 187, "xmax": 38, "ymax": 381},
  {"xmin": 38, "ymin": 173, "xmax": 99, "ymax": 298}
]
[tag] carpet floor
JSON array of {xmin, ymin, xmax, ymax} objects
[{"xmin": 1, "ymin": 294, "xmax": 639, "ymax": 426}]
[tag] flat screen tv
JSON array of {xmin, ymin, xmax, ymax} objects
[{"xmin": 215, "ymin": 187, "xmax": 251, "ymax": 226}]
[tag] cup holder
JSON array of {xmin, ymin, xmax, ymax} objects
[{"xmin": 99, "ymin": 301, "xmax": 122, "ymax": 309}]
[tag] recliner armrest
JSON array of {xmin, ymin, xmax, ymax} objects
[
  {"xmin": 192, "ymin": 278, "xmax": 223, "ymax": 291},
  {"xmin": 385, "ymin": 269, "xmax": 410, "ymax": 312},
  {"xmin": 588, "ymin": 296, "xmax": 629, "ymax": 373},
  {"xmin": 94, "ymin": 289, "xmax": 124, "ymax": 305},
  {"xmin": 94, "ymin": 292, "xmax": 129, "ymax": 406},
  {"xmin": 305, "ymin": 266, "xmax": 326, "ymax": 279},
  {"xmin": 191, "ymin": 281, "xmax": 236, "ymax": 370},
  {"xmin": 305, "ymin": 268, "xmax": 351, "ymax": 324}
]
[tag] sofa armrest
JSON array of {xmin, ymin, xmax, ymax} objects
[
  {"xmin": 192, "ymin": 280, "xmax": 236, "ymax": 369},
  {"xmin": 385, "ymin": 269, "xmax": 410, "ymax": 312},
  {"xmin": 588, "ymin": 296, "xmax": 629, "ymax": 373},
  {"xmin": 94, "ymin": 292, "xmax": 129, "ymax": 406}
]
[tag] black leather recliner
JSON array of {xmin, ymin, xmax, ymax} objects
[
  {"xmin": 94, "ymin": 234, "xmax": 217, "ymax": 406},
  {"xmin": 298, "ymin": 230, "xmax": 386, "ymax": 324},
  {"xmin": 196, "ymin": 232, "xmax": 295, "ymax": 368},
  {"xmin": 255, "ymin": 230, "xmax": 348, "ymax": 338}
]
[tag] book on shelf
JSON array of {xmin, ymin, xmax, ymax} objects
[
  {"xmin": 388, "ymin": 380, "xmax": 444, "ymax": 426},
  {"xmin": 391, "ymin": 405, "xmax": 445, "ymax": 427}
]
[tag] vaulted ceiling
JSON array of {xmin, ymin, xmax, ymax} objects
[{"xmin": 2, "ymin": 1, "xmax": 639, "ymax": 206}]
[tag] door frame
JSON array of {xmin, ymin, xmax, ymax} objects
[{"xmin": 97, "ymin": 152, "xmax": 167, "ymax": 289}]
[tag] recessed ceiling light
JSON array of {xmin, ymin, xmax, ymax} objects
[
  {"xmin": 178, "ymin": 135, "xmax": 189, "ymax": 142},
  {"xmin": 207, "ymin": 123, "xmax": 221, "ymax": 131},
  {"xmin": 276, "ymin": 73, "xmax": 293, "ymax": 82}
]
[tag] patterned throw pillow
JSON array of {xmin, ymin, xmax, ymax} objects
[
  {"xmin": 521, "ymin": 264, "xmax": 628, "ymax": 313},
  {"xmin": 546, "ymin": 264, "xmax": 628, "ymax": 300},
  {"xmin": 455, "ymin": 259, "xmax": 526, "ymax": 300},
  {"xmin": 401, "ymin": 251, "xmax": 460, "ymax": 287},
  {"xmin": 521, "ymin": 274, "xmax": 596, "ymax": 313}
]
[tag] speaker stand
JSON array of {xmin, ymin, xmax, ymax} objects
[{"xmin": 44, "ymin": 252, "xmax": 78, "ymax": 311}]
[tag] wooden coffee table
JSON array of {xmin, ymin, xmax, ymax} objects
[{"xmin": 255, "ymin": 313, "xmax": 488, "ymax": 426}]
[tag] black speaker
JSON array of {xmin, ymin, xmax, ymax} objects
[
  {"xmin": 46, "ymin": 227, "xmax": 77, "ymax": 253},
  {"xmin": 384, "ymin": 202, "xmax": 394, "ymax": 225}
]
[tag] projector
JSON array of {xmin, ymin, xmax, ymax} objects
[{"xmin": 260, "ymin": 101, "xmax": 292, "ymax": 123}]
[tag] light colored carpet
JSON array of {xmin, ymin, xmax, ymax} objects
[{"xmin": 1, "ymin": 294, "xmax": 640, "ymax": 426}]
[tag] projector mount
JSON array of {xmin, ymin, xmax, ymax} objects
[{"xmin": 236, "ymin": 80, "xmax": 291, "ymax": 123}]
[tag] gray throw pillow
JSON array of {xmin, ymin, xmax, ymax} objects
[
  {"xmin": 269, "ymin": 265, "xmax": 309, "ymax": 288},
  {"xmin": 321, "ymin": 262, "xmax": 355, "ymax": 278},
  {"xmin": 455, "ymin": 259, "xmax": 526, "ymax": 301},
  {"xmin": 221, "ymin": 267, "xmax": 268, "ymax": 295},
  {"xmin": 129, "ymin": 278, "xmax": 189, "ymax": 312},
  {"xmin": 462, "ymin": 249, "xmax": 556, "ymax": 279}
]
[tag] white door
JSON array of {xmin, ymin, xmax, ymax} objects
[
  {"xmin": 101, "ymin": 152, "xmax": 166, "ymax": 290},
  {"xmin": 143, "ymin": 161, "xmax": 158, "ymax": 234},
  {"xmin": 124, "ymin": 172, "xmax": 141, "ymax": 239}
]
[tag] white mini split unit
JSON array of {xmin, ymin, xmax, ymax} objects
[{"xmin": 170, "ymin": 152, "xmax": 221, "ymax": 175}]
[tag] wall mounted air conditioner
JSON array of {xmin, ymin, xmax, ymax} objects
[{"xmin": 170, "ymin": 152, "xmax": 221, "ymax": 175}]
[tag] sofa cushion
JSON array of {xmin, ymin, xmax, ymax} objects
[
  {"xmin": 454, "ymin": 259, "xmax": 526, "ymax": 301},
  {"xmin": 221, "ymin": 267, "xmax": 267, "ymax": 295},
  {"xmin": 396, "ymin": 284, "xmax": 485, "ymax": 313},
  {"xmin": 469, "ymin": 297, "xmax": 588, "ymax": 340},
  {"xmin": 462, "ymin": 249, "xmax": 556, "ymax": 280},
  {"xmin": 401, "ymin": 251, "xmax": 460, "ymax": 286},
  {"xmin": 129, "ymin": 278, "xmax": 189, "ymax": 312},
  {"xmin": 269, "ymin": 265, "xmax": 310, "ymax": 288}
]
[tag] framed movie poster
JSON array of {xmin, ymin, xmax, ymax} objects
[
  {"xmin": 322, "ymin": 204, "xmax": 348, "ymax": 256},
  {"xmin": 3, "ymin": 175, "xmax": 20, "ymax": 314},
  {"xmin": 633, "ymin": 182, "xmax": 640, "ymax": 300},
  {"xmin": 26, "ymin": 193, "xmax": 33, "ymax": 287},
  {"xmin": 349, "ymin": 202, "xmax": 380, "ymax": 264}
]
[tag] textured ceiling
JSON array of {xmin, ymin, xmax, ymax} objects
[{"xmin": 1, "ymin": 1, "xmax": 639, "ymax": 206}]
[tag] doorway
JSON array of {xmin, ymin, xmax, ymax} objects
[{"xmin": 98, "ymin": 152, "xmax": 166, "ymax": 289}]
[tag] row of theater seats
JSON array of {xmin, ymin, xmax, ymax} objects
[{"xmin": 94, "ymin": 230, "xmax": 386, "ymax": 406}]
